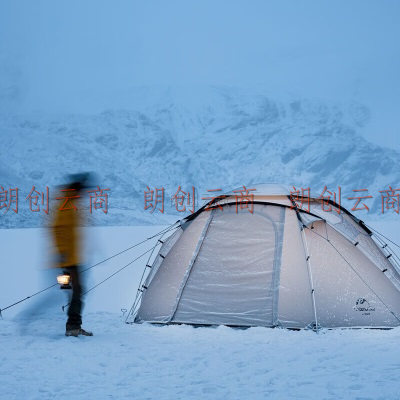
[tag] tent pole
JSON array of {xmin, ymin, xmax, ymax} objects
[{"xmin": 300, "ymin": 224, "xmax": 319, "ymax": 332}]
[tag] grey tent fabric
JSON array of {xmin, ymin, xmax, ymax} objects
[{"xmin": 129, "ymin": 186, "xmax": 400, "ymax": 329}]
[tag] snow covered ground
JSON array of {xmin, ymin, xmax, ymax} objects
[
  {"xmin": 1, "ymin": 223, "xmax": 400, "ymax": 399},
  {"xmin": 2, "ymin": 313, "xmax": 400, "ymax": 400}
]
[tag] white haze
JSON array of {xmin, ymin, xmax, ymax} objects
[{"xmin": 0, "ymin": 0, "xmax": 399, "ymax": 149}]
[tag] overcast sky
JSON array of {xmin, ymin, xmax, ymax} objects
[{"xmin": 0, "ymin": 0, "xmax": 399, "ymax": 149}]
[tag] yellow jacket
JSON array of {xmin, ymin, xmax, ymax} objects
[{"xmin": 51, "ymin": 200, "xmax": 82, "ymax": 268}]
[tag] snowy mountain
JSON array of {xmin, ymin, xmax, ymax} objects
[{"xmin": 0, "ymin": 86, "xmax": 398, "ymax": 228}]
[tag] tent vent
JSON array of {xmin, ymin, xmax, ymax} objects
[
  {"xmin": 387, "ymin": 254, "xmax": 392, "ymax": 259},
  {"xmin": 382, "ymin": 269, "xmax": 388, "ymax": 273},
  {"xmin": 354, "ymin": 241, "xmax": 359, "ymax": 246},
  {"xmin": 160, "ymin": 254, "xmax": 165, "ymax": 259},
  {"xmin": 158, "ymin": 239, "xmax": 164, "ymax": 244},
  {"xmin": 146, "ymin": 264, "xmax": 152, "ymax": 269},
  {"xmin": 306, "ymin": 256, "xmax": 310, "ymax": 261},
  {"xmin": 382, "ymin": 244, "xmax": 388, "ymax": 249}
]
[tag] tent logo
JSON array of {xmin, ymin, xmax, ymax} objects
[{"xmin": 353, "ymin": 298, "xmax": 375, "ymax": 315}]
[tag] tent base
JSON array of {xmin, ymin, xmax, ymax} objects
[{"xmin": 128, "ymin": 319, "xmax": 397, "ymax": 331}]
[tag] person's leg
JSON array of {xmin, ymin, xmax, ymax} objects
[{"xmin": 66, "ymin": 266, "xmax": 82, "ymax": 331}]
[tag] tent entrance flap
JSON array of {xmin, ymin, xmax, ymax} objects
[{"xmin": 172, "ymin": 204, "xmax": 285, "ymax": 327}]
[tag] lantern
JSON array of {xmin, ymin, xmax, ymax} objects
[{"xmin": 57, "ymin": 273, "xmax": 72, "ymax": 289}]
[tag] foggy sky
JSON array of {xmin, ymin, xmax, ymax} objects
[{"xmin": 0, "ymin": 0, "xmax": 399, "ymax": 149}]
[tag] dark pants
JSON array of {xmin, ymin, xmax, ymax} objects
[{"xmin": 66, "ymin": 266, "xmax": 83, "ymax": 330}]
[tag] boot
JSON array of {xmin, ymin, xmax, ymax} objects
[
  {"xmin": 65, "ymin": 328, "xmax": 80, "ymax": 337},
  {"xmin": 65, "ymin": 328, "xmax": 93, "ymax": 337},
  {"xmin": 79, "ymin": 328, "xmax": 93, "ymax": 336}
]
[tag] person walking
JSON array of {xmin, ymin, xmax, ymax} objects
[{"xmin": 51, "ymin": 173, "xmax": 93, "ymax": 337}]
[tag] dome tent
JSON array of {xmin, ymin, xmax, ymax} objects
[{"xmin": 127, "ymin": 185, "xmax": 400, "ymax": 329}]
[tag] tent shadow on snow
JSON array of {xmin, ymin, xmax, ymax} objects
[{"xmin": 127, "ymin": 184, "xmax": 400, "ymax": 330}]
